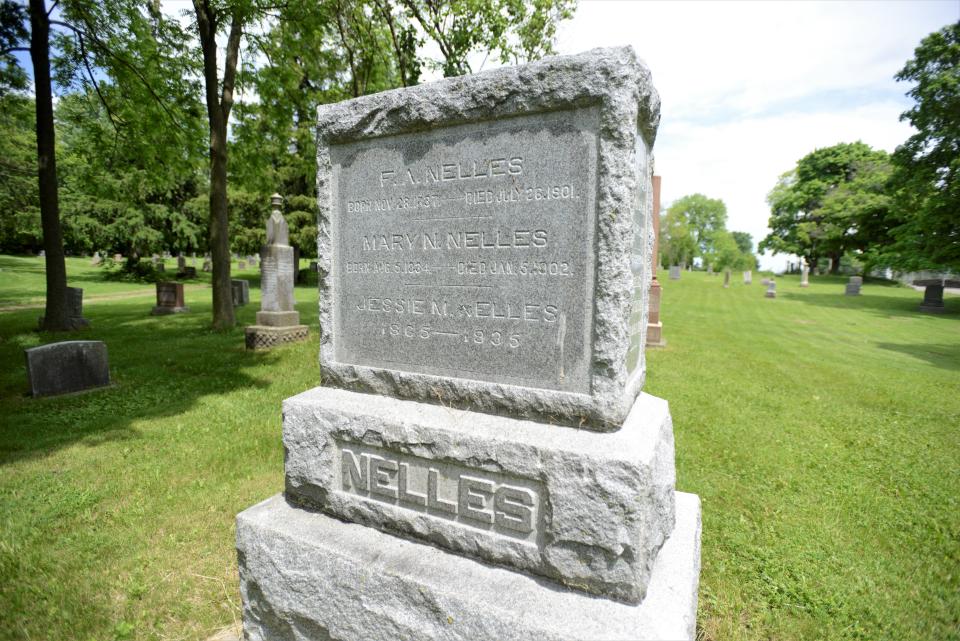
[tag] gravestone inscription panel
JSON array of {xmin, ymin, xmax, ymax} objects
[{"xmin": 332, "ymin": 110, "xmax": 597, "ymax": 394}]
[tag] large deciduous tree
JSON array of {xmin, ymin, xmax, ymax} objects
[
  {"xmin": 192, "ymin": 0, "xmax": 249, "ymax": 330},
  {"xmin": 664, "ymin": 193, "xmax": 728, "ymax": 262},
  {"xmin": 883, "ymin": 21, "xmax": 960, "ymax": 272},
  {"xmin": 760, "ymin": 142, "xmax": 892, "ymax": 274}
]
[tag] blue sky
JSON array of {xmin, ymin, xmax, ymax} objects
[{"xmin": 553, "ymin": 0, "xmax": 959, "ymax": 270}]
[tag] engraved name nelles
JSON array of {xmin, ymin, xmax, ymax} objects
[
  {"xmin": 360, "ymin": 230, "xmax": 547, "ymax": 252},
  {"xmin": 379, "ymin": 157, "xmax": 523, "ymax": 187},
  {"xmin": 339, "ymin": 443, "xmax": 540, "ymax": 539}
]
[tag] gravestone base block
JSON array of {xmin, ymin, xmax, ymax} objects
[
  {"xmin": 918, "ymin": 303, "xmax": 946, "ymax": 314},
  {"xmin": 245, "ymin": 324, "xmax": 308, "ymax": 350},
  {"xmin": 150, "ymin": 304, "xmax": 190, "ymax": 315},
  {"xmin": 255, "ymin": 310, "xmax": 300, "ymax": 327},
  {"xmin": 646, "ymin": 321, "xmax": 666, "ymax": 347},
  {"xmin": 282, "ymin": 387, "xmax": 676, "ymax": 602},
  {"xmin": 236, "ymin": 491, "xmax": 701, "ymax": 641}
]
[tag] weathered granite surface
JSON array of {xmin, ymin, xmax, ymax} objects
[
  {"xmin": 25, "ymin": 340, "xmax": 110, "ymax": 397},
  {"xmin": 283, "ymin": 387, "xmax": 675, "ymax": 602},
  {"xmin": 316, "ymin": 47, "xmax": 659, "ymax": 431},
  {"xmin": 237, "ymin": 491, "xmax": 701, "ymax": 641}
]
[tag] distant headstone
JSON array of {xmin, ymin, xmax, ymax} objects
[
  {"xmin": 765, "ymin": 280, "xmax": 777, "ymax": 298},
  {"xmin": 238, "ymin": 261, "xmax": 246, "ymax": 269},
  {"xmin": 669, "ymin": 265, "xmax": 681, "ymax": 280},
  {"xmin": 38, "ymin": 286, "xmax": 90, "ymax": 330},
  {"xmin": 177, "ymin": 266, "xmax": 196, "ymax": 279},
  {"xmin": 646, "ymin": 175, "xmax": 665, "ymax": 348},
  {"xmin": 800, "ymin": 264, "xmax": 810, "ymax": 288},
  {"xmin": 743, "ymin": 270, "xmax": 752, "ymax": 285},
  {"xmin": 38, "ymin": 250, "xmax": 45, "ymax": 257},
  {"xmin": 309, "ymin": 261, "xmax": 318, "ymax": 272},
  {"xmin": 91, "ymin": 252, "xmax": 102, "ymax": 266},
  {"xmin": 177, "ymin": 255, "xmax": 187, "ymax": 271},
  {"xmin": 24, "ymin": 340, "xmax": 110, "ymax": 397},
  {"xmin": 707, "ymin": 265, "xmax": 713, "ymax": 276},
  {"xmin": 245, "ymin": 194, "xmax": 308, "ymax": 350},
  {"xmin": 914, "ymin": 278, "xmax": 959, "ymax": 313},
  {"xmin": 202, "ymin": 259, "xmax": 212, "ymax": 272},
  {"xmin": 761, "ymin": 277, "xmax": 771, "ymax": 286},
  {"xmin": 113, "ymin": 253, "xmax": 123, "ymax": 262},
  {"xmin": 232, "ymin": 279, "xmax": 250, "ymax": 306},
  {"xmin": 150, "ymin": 282, "xmax": 189, "ymax": 315},
  {"xmin": 723, "ymin": 270, "xmax": 730, "ymax": 288},
  {"xmin": 845, "ymin": 276, "xmax": 862, "ymax": 296}
]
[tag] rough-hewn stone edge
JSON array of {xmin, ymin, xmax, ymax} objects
[
  {"xmin": 315, "ymin": 46, "xmax": 659, "ymax": 431},
  {"xmin": 281, "ymin": 387, "xmax": 675, "ymax": 602},
  {"xmin": 235, "ymin": 492, "xmax": 700, "ymax": 641}
]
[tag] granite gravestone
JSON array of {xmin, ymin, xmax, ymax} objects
[
  {"xmin": 91, "ymin": 252, "xmax": 102, "ymax": 266},
  {"xmin": 800, "ymin": 264, "xmax": 810, "ymax": 288},
  {"xmin": 845, "ymin": 276, "xmax": 862, "ymax": 296},
  {"xmin": 244, "ymin": 194, "xmax": 309, "ymax": 350},
  {"xmin": 232, "ymin": 279, "xmax": 250, "ymax": 306},
  {"xmin": 743, "ymin": 270, "xmax": 752, "ymax": 285},
  {"xmin": 39, "ymin": 286, "xmax": 89, "ymax": 329},
  {"xmin": 25, "ymin": 340, "xmax": 110, "ymax": 397},
  {"xmin": 914, "ymin": 278, "xmax": 960, "ymax": 313},
  {"xmin": 765, "ymin": 279, "xmax": 777, "ymax": 298},
  {"xmin": 723, "ymin": 270, "xmax": 730, "ymax": 288},
  {"xmin": 150, "ymin": 282, "xmax": 189, "ymax": 315},
  {"xmin": 236, "ymin": 47, "xmax": 701, "ymax": 641},
  {"xmin": 669, "ymin": 265, "xmax": 681, "ymax": 280}
]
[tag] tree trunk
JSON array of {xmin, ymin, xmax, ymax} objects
[
  {"xmin": 208, "ymin": 115, "xmax": 234, "ymax": 329},
  {"xmin": 829, "ymin": 253, "xmax": 841, "ymax": 274},
  {"xmin": 29, "ymin": 0, "xmax": 71, "ymax": 332},
  {"xmin": 194, "ymin": 0, "xmax": 241, "ymax": 330}
]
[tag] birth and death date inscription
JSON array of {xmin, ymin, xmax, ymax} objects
[{"xmin": 331, "ymin": 109, "xmax": 599, "ymax": 394}]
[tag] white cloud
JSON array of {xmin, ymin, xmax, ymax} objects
[{"xmin": 554, "ymin": 0, "xmax": 958, "ymax": 269}]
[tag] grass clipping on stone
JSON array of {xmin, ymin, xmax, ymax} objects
[{"xmin": 0, "ymin": 258, "xmax": 958, "ymax": 641}]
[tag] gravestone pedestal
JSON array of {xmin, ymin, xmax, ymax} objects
[{"xmin": 238, "ymin": 490, "xmax": 700, "ymax": 641}]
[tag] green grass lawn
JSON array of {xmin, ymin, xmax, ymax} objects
[{"xmin": 0, "ymin": 260, "xmax": 957, "ymax": 641}]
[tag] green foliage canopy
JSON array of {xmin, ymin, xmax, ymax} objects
[
  {"xmin": 760, "ymin": 142, "xmax": 892, "ymax": 273},
  {"xmin": 883, "ymin": 21, "xmax": 960, "ymax": 272}
]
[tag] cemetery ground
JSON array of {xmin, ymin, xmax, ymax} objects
[{"xmin": 0, "ymin": 259, "xmax": 957, "ymax": 641}]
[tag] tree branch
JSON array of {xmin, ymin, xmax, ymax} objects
[
  {"xmin": 220, "ymin": 9, "xmax": 243, "ymax": 120},
  {"xmin": 0, "ymin": 47, "xmax": 30, "ymax": 56},
  {"xmin": 76, "ymin": 30, "xmax": 122, "ymax": 132}
]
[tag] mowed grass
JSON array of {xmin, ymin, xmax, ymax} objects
[
  {"xmin": 0, "ymin": 258, "xmax": 957, "ymax": 641},
  {"xmin": 645, "ymin": 271, "xmax": 959, "ymax": 640}
]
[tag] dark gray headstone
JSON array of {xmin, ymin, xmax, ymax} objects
[
  {"xmin": 38, "ymin": 286, "xmax": 89, "ymax": 330},
  {"xmin": 232, "ymin": 279, "xmax": 250, "ymax": 306},
  {"xmin": 25, "ymin": 340, "xmax": 110, "ymax": 397}
]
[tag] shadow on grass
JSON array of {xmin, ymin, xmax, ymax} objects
[
  {"xmin": 0, "ymin": 298, "xmax": 301, "ymax": 467},
  {"xmin": 874, "ymin": 342, "xmax": 960, "ymax": 372},
  {"xmin": 780, "ymin": 290, "xmax": 960, "ymax": 320}
]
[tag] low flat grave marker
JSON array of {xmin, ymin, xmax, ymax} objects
[{"xmin": 25, "ymin": 340, "xmax": 110, "ymax": 397}]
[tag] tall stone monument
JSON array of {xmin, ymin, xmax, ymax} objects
[
  {"xmin": 800, "ymin": 262, "xmax": 810, "ymax": 287},
  {"xmin": 244, "ymin": 194, "xmax": 309, "ymax": 350},
  {"xmin": 646, "ymin": 174, "xmax": 666, "ymax": 348},
  {"xmin": 236, "ymin": 48, "xmax": 701, "ymax": 640}
]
